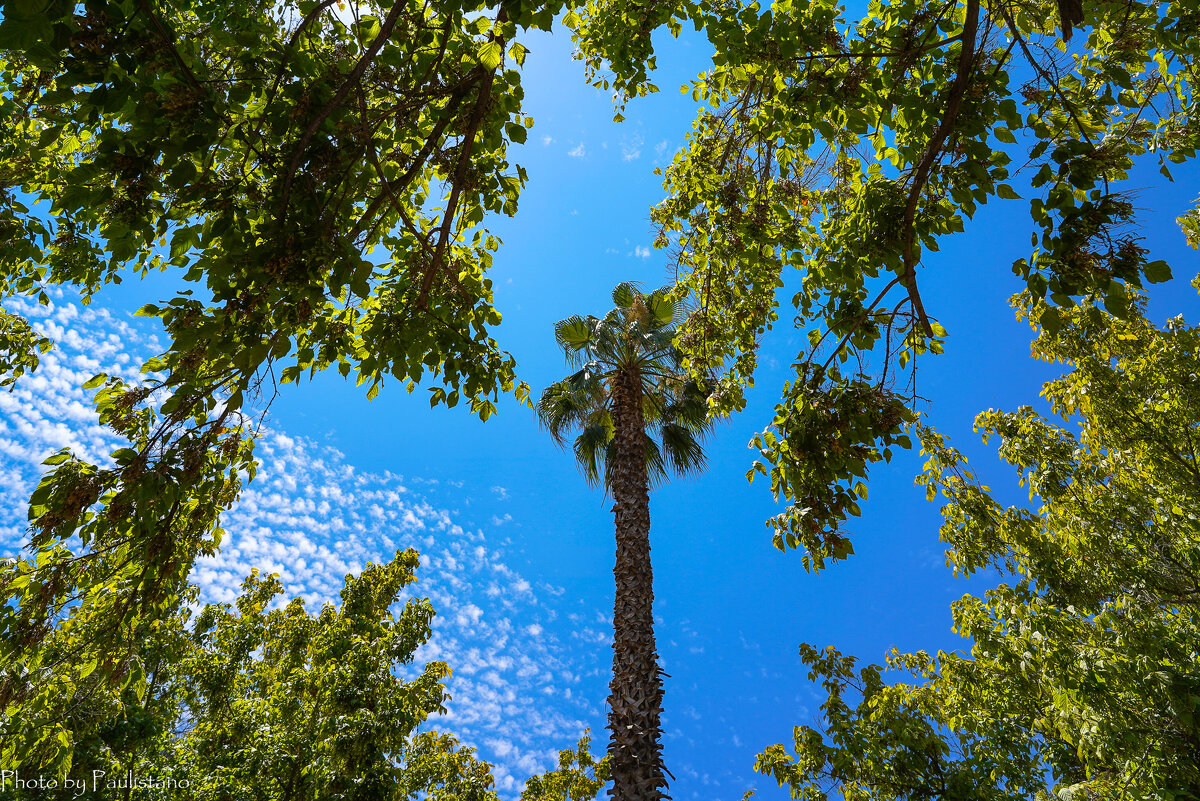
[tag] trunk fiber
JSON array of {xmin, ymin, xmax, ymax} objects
[{"xmin": 606, "ymin": 368, "xmax": 668, "ymax": 801}]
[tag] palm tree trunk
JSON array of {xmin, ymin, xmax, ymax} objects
[{"xmin": 606, "ymin": 367, "xmax": 668, "ymax": 801}]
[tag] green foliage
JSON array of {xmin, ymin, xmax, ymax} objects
[
  {"xmin": 1, "ymin": 368, "xmax": 256, "ymax": 774},
  {"xmin": 750, "ymin": 365, "xmax": 916, "ymax": 571},
  {"xmin": 0, "ymin": 306, "xmax": 52, "ymax": 388},
  {"xmin": 536, "ymin": 283, "xmax": 715, "ymax": 488},
  {"xmin": 1, "ymin": 549, "xmax": 501, "ymax": 800},
  {"xmin": 177, "ymin": 551, "xmax": 456, "ymax": 801},
  {"xmin": 754, "ymin": 643, "xmax": 1046, "ymax": 801},
  {"xmin": 0, "ymin": 0, "xmax": 552, "ymax": 747},
  {"xmin": 0, "ymin": 0, "xmax": 543, "ymax": 413},
  {"xmin": 521, "ymin": 730, "xmax": 611, "ymax": 801},
  {"xmin": 570, "ymin": 0, "xmax": 1198, "ymax": 560},
  {"xmin": 754, "ymin": 293, "xmax": 1200, "ymax": 799},
  {"xmin": 1179, "ymin": 196, "xmax": 1200, "ymax": 250}
]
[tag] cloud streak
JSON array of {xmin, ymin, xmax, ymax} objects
[{"xmin": 0, "ymin": 295, "xmax": 608, "ymax": 796}]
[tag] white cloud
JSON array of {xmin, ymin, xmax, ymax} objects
[
  {"xmin": 0, "ymin": 294, "xmax": 608, "ymax": 798},
  {"xmin": 634, "ymin": 246, "xmax": 651, "ymax": 259},
  {"xmin": 621, "ymin": 132, "xmax": 644, "ymax": 162},
  {"xmin": 567, "ymin": 142, "xmax": 586, "ymax": 158},
  {"xmin": 541, "ymin": 135, "xmax": 554, "ymax": 146}
]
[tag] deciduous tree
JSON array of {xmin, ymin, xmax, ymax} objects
[
  {"xmin": 1, "ymin": 548, "xmax": 502, "ymax": 800},
  {"xmin": 570, "ymin": 0, "xmax": 1196, "ymax": 561},
  {"xmin": 754, "ymin": 290, "xmax": 1200, "ymax": 799},
  {"xmin": 520, "ymin": 730, "xmax": 611, "ymax": 801},
  {"xmin": 0, "ymin": 0, "xmax": 550, "ymax": 754}
]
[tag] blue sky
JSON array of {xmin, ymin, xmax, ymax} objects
[{"xmin": 2, "ymin": 17, "xmax": 1200, "ymax": 801}]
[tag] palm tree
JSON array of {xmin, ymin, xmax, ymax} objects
[{"xmin": 536, "ymin": 282, "xmax": 714, "ymax": 801}]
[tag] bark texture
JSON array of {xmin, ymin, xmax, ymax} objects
[{"xmin": 606, "ymin": 367, "xmax": 668, "ymax": 801}]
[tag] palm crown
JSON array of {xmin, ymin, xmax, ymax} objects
[{"xmin": 536, "ymin": 282, "xmax": 713, "ymax": 487}]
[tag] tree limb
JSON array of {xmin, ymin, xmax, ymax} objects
[
  {"xmin": 278, "ymin": 0, "xmax": 411, "ymax": 219},
  {"xmin": 900, "ymin": 0, "xmax": 980, "ymax": 338}
]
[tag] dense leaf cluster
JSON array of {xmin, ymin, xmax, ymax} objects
[
  {"xmin": 570, "ymin": 0, "xmax": 1197, "ymax": 562},
  {"xmin": 1, "ymin": 549, "xmax": 506, "ymax": 800},
  {"xmin": 756, "ymin": 294, "xmax": 1200, "ymax": 799}
]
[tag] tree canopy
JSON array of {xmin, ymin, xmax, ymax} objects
[
  {"xmin": 755, "ymin": 291, "xmax": 1200, "ymax": 799},
  {"xmin": 2, "ymin": 548, "xmax": 505, "ymax": 800},
  {"xmin": 0, "ymin": 0, "xmax": 546, "ymax": 736}
]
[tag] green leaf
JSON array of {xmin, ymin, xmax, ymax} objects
[
  {"xmin": 111, "ymin": 448, "xmax": 138, "ymax": 463},
  {"xmin": 1144, "ymin": 260, "xmax": 1172, "ymax": 284},
  {"xmin": 505, "ymin": 122, "xmax": 527, "ymax": 144},
  {"xmin": 994, "ymin": 127, "xmax": 1017, "ymax": 144},
  {"xmin": 555, "ymin": 317, "xmax": 591, "ymax": 348},
  {"xmin": 356, "ymin": 15, "xmax": 381, "ymax": 44},
  {"xmin": 477, "ymin": 41, "xmax": 504, "ymax": 70},
  {"xmin": 1039, "ymin": 307, "xmax": 1063, "ymax": 335}
]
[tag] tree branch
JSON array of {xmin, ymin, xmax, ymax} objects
[
  {"xmin": 277, "ymin": 0, "xmax": 411, "ymax": 219},
  {"xmin": 135, "ymin": 0, "xmax": 204, "ymax": 92},
  {"xmin": 415, "ymin": 11, "xmax": 509, "ymax": 310},
  {"xmin": 900, "ymin": 0, "xmax": 980, "ymax": 338}
]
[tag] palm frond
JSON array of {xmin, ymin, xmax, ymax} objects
[
  {"xmin": 661, "ymin": 378, "xmax": 713, "ymax": 431},
  {"xmin": 641, "ymin": 390, "xmax": 666, "ymax": 428},
  {"xmin": 554, "ymin": 314, "xmax": 593, "ymax": 350},
  {"xmin": 632, "ymin": 329, "xmax": 677, "ymax": 367},
  {"xmin": 643, "ymin": 436, "xmax": 668, "ymax": 489},
  {"xmin": 574, "ymin": 418, "xmax": 614, "ymax": 488},
  {"xmin": 592, "ymin": 310, "xmax": 630, "ymax": 364},
  {"xmin": 660, "ymin": 422, "xmax": 707, "ymax": 477},
  {"xmin": 644, "ymin": 286, "xmax": 687, "ymax": 330},
  {"xmin": 611, "ymin": 281, "xmax": 644, "ymax": 309},
  {"xmin": 536, "ymin": 370, "xmax": 604, "ymax": 444}
]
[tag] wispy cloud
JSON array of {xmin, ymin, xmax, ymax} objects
[
  {"xmin": 567, "ymin": 142, "xmax": 586, "ymax": 158},
  {"xmin": 634, "ymin": 245, "xmax": 651, "ymax": 259},
  {"xmin": 621, "ymin": 132, "xmax": 644, "ymax": 162},
  {"xmin": 0, "ymin": 295, "xmax": 607, "ymax": 796}
]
